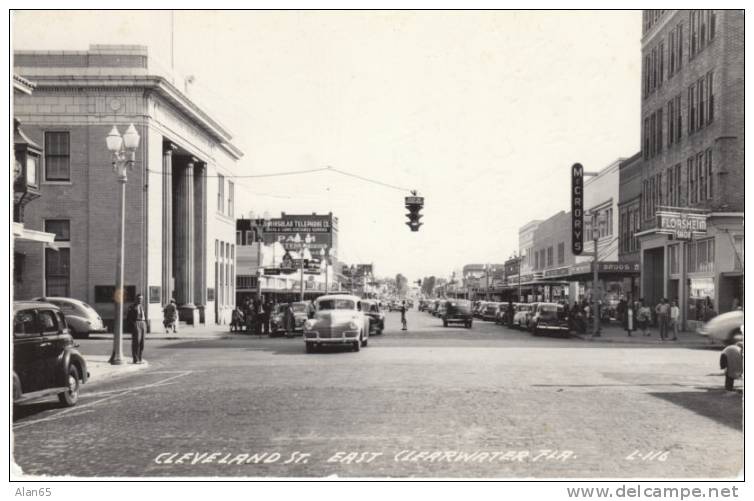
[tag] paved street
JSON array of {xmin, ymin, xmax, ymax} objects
[{"xmin": 13, "ymin": 310, "xmax": 742, "ymax": 478}]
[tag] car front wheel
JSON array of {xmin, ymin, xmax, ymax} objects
[
  {"xmin": 58, "ymin": 364, "xmax": 81, "ymax": 407},
  {"xmin": 353, "ymin": 339, "xmax": 361, "ymax": 352}
]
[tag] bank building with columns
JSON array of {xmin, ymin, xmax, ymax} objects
[{"xmin": 13, "ymin": 45, "xmax": 244, "ymax": 330}]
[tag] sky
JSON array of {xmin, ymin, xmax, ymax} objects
[{"xmin": 12, "ymin": 10, "xmax": 642, "ymax": 282}]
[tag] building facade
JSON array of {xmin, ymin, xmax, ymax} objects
[
  {"xmin": 13, "ymin": 45, "xmax": 244, "ymax": 330},
  {"xmin": 637, "ymin": 10, "xmax": 743, "ymax": 328},
  {"xmin": 618, "ymin": 152, "xmax": 643, "ymax": 300}
]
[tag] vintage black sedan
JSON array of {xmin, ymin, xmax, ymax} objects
[
  {"xmin": 303, "ymin": 294, "xmax": 370, "ymax": 353},
  {"xmin": 529, "ymin": 302, "xmax": 570, "ymax": 337},
  {"xmin": 360, "ymin": 299, "xmax": 385, "ymax": 335},
  {"xmin": 13, "ymin": 301, "xmax": 89, "ymax": 407},
  {"xmin": 270, "ymin": 301, "xmax": 309, "ymax": 336},
  {"xmin": 441, "ymin": 299, "xmax": 473, "ymax": 328}
]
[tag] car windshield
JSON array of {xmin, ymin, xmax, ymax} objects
[
  {"xmin": 292, "ymin": 304, "xmax": 307, "ymax": 313},
  {"xmin": 318, "ymin": 299, "xmax": 355, "ymax": 311}
]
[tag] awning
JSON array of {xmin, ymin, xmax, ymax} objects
[{"xmin": 13, "ymin": 222, "xmax": 59, "ymax": 250}]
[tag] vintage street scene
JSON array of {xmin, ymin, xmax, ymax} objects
[{"xmin": 10, "ymin": 10, "xmax": 744, "ymax": 482}]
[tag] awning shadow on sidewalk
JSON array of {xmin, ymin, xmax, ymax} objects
[{"xmin": 649, "ymin": 390, "xmax": 743, "ymax": 431}]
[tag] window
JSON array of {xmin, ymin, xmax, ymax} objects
[
  {"xmin": 690, "ymin": 11, "xmax": 715, "ymax": 59},
  {"xmin": 44, "ymin": 131, "xmax": 70, "ymax": 181},
  {"xmin": 643, "ymin": 117, "xmax": 650, "ymax": 159},
  {"xmin": 666, "ymin": 167, "xmax": 673, "ymax": 206},
  {"xmin": 650, "ymin": 113, "xmax": 656, "ymax": 157},
  {"xmin": 651, "ymin": 47, "xmax": 657, "ymax": 91},
  {"xmin": 674, "ymin": 95, "xmax": 682, "ymax": 143},
  {"xmin": 675, "ymin": 163, "xmax": 682, "ymax": 206},
  {"xmin": 14, "ymin": 310, "xmax": 38, "ymax": 338},
  {"xmin": 667, "ymin": 99, "xmax": 674, "ymax": 145},
  {"xmin": 733, "ymin": 236, "xmax": 743, "ymax": 271},
  {"xmin": 557, "ymin": 242, "xmax": 564, "ymax": 264},
  {"xmin": 45, "ymin": 248, "xmax": 70, "ymax": 297},
  {"xmin": 658, "ymin": 41, "xmax": 665, "ymax": 87},
  {"xmin": 656, "ymin": 173, "xmax": 662, "ymax": 208},
  {"xmin": 688, "ymin": 239, "xmax": 715, "ymax": 273},
  {"xmin": 236, "ymin": 231, "xmax": 242, "ymax": 245},
  {"xmin": 546, "ymin": 247, "xmax": 553, "ymax": 267},
  {"xmin": 706, "ymin": 71, "xmax": 714, "ymax": 125},
  {"xmin": 688, "ymin": 83, "xmax": 696, "ymax": 134},
  {"xmin": 698, "ymin": 76, "xmax": 705, "ymax": 126},
  {"xmin": 228, "ymin": 181, "xmax": 234, "ymax": 217},
  {"xmin": 534, "ymin": 250, "xmax": 540, "ymax": 270},
  {"xmin": 668, "ymin": 244, "xmax": 680, "ymax": 275},
  {"xmin": 704, "ymin": 148, "xmax": 713, "ymax": 200},
  {"xmin": 677, "ymin": 23, "xmax": 683, "ymax": 70},
  {"xmin": 697, "ymin": 152, "xmax": 706, "ymax": 203},
  {"xmin": 643, "ymin": 55, "xmax": 651, "ymax": 98},
  {"xmin": 669, "ymin": 28, "xmax": 676, "ymax": 76},
  {"xmin": 217, "ymin": 174, "xmax": 225, "ymax": 214},
  {"xmin": 245, "ymin": 230, "xmax": 253, "ymax": 244},
  {"xmin": 44, "ymin": 219, "xmax": 70, "ymax": 241},
  {"xmin": 656, "ymin": 108, "xmax": 663, "ymax": 154},
  {"xmin": 38, "ymin": 309, "xmax": 59, "ymax": 334}
]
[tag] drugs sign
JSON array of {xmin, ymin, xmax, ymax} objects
[
  {"xmin": 571, "ymin": 163, "xmax": 584, "ymax": 254},
  {"xmin": 656, "ymin": 210, "xmax": 707, "ymax": 240}
]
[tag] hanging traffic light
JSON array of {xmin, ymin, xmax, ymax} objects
[{"xmin": 405, "ymin": 192, "xmax": 424, "ymax": 231}]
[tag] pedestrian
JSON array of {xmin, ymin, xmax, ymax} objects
[
  {"xmin": 400, "ymin": 300, "xmax": 408, "ymax": 331},
  {"xmin": 637, "ymin": 299, "xmax": 652, "ymax": 337},
  {"xmin": 617, "ymin": 296, "xmax": 627, "ymax": 327},
  {"xmin": 731, "ymin": 296, "xmax": 741, "ymax": 311},
  {"xmin": 307, "ymin": 299, "xmax": 316, "ymax": 319},
  {"xmin": 126, "ymin": 293, "xmax": 147, "ymax": 364},
  {"xmin": 245, "ymin": 299, "xmax": 255, "ymax": 333},
  {"xmin": 283, "ymin": 302, "xmax": 295, "ymax": 338},
  {"xmin": 162, "ymin": 298, "xmax": 178, "ymax": 334},
  {"xmin": 719, "ymin": 335, "xmax": 743, "ymax": 392},
  {"xmin": 231, "ymin": 305, "xmax": 244, "ymax": 332},
  {"xmin": 262, "ymin": 297, "xmax": 274, "ymax": 336},
  {"xmin": 669, "ymin": 300, "xmax": 680, "ymax": 341},
  {"xmin": 655, "ymin": 298, "xmax": 670, "ymax": 341}
]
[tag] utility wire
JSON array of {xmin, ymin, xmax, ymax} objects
[{"xmin": 145, "ymin": 164, "xmax": 416, "ymax": 193}]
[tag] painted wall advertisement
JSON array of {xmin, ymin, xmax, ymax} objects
[{"xmin": 262, "ymin": 214, "xmax": 335, "ymax": 258}]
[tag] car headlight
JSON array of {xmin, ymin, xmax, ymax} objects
[
  {"xmin": 348, "ymin": 321, "xmax": 359, "ymax": 330},
  {"xmin": 304, "ymin": 320, "xmax": 315, "ymax": 331}
]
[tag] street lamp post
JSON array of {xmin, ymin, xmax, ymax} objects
[{"xmin": 106, "ymin": 124, "xmax": 140, "ymax": 365}]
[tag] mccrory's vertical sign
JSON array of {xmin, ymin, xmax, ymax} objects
[{"xmin": 571, "ymin": 163, "xmax": 584, "ymax": 255}]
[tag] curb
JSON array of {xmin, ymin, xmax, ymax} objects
[
  {"xmin": 85, "ymin": 355, "xmax": 150, "ymax": 383},
  {"xmin": 572, "ymin": 333, "xmax": 713, "ymax": 347}
]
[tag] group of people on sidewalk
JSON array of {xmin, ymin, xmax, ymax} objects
[
  {"xmin": 228, "ymin": 296, "xmax": 316, "ymax": 337},
  {"xmin": 623, "ymin": 297, "xmax": 682, "ymax": 340}
]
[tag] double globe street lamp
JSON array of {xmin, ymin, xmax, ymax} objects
[{"xmin": 106, "ymin": 124, "xmax": 141, "ymax": 365}]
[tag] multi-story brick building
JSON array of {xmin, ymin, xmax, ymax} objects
[
  {"xmin": 636, "ymin": 10, "xmax": 743, "ymax": 328},
  {"xmin": 13, "ymin": 45, "xmax": 244, "ymax": 330},
  {"xmin": 618, "ymin": 152, "xmax": 643, "ymax": 299}
]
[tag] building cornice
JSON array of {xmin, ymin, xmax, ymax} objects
[
  {"xmin": 13, "ymin": 74, "xmax": 35, "ymax": 94},
  {"xmin": 17, "ymin": 74, "xmax": 243, "ymax": 160}
]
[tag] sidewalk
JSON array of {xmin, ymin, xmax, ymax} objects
[
  {"xmin": 88, "ymin": 324, "xmax": 242, "ymax": 341},
  {"xmin": 572, "ymin": 323, "xmax": 714, "ymax": 347},
  {"xmin": 85, "ymin": 354, "xmax": 150, "ymax": 383}
]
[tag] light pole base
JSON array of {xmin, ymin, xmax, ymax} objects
[{"xmin": 109, "ymin": 352, "xmax": 125, "ymax": 365}]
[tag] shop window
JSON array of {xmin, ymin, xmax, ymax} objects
[
  {"xmin": 688, "ymin": 277, "xmax": 715, "ymax": 322},
  {"xmin": 733, "ymin": 236, "xmax": 743, "ymax": 271},
  {"xmin": 668, "ymin": 244, "xmax": 680, "ymax": 275},
  {"xmin": 688, "ymin": 238, "xmax": 714, "ymax": 274}
]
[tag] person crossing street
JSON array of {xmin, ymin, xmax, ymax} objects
[{"xmin": 400, "ymin": 300, "xmax": 408, "ymax": 331}]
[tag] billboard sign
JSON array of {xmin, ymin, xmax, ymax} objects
[
  {"xmin": 262, "ymin": 214, "xmax": 334, "ymax": 254},
  {"xmin": 656, "ymin": 210, "xmax": 708, "ymax": 240},
  {"xmin": 571, "ymin": 163, "xmax": 584, "ymax": 254}
]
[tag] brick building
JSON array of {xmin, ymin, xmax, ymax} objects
[
  {"xmin": 636, "ymin": 10, "xmax": 743, "ymax": 329},
  {"xmin": 617, "ymin": 152, "xmax": 643, "ymax": 299},
  {"xmin": 13, "ymin": 45, "xmax": 244, "ymax": 330}
]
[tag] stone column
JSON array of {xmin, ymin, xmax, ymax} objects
[
  {"xmin": 161, "ymin": 143, "xmax": 176, "ymax": 305},
  {"xmin": 194, "ymin": 162, "xmax": 207, "ymax": 323},
  {"xmin": 175, "ymin": 158, "xmax": 198, "ymax": 325}
]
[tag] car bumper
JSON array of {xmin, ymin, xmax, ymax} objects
[
  {"xmin": 536, "ymin": 324, "xmax": 570, "ymax": 332},
  {"xmin": 304, "ymin": 331, "xmax": 360, "ymax": 343},
  {"xmin": 444, "ymin": 317, "xmax": 471, "ymax": 322}
]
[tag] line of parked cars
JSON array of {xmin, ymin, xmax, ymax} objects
[{"xmin": 469, "ymin": 300, "xmax": 571, "ymax": 337}]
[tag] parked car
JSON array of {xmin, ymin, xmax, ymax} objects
[
  {"xmin": 529, "ymin": 302, "xmax": 570, "ymax": 337},
  {"xmin": 270, "ymin": 301, "xmax": 309, "ymax": 336},
  {"xmin": 512, "ymin": 303, "xmax": 534, "ymax": 329},
  {"xmin": 473, "ymin": 301, "xmax": 489, "ymax": 319},
  {"xmin": 360, "ymin": 299, "xmax": 385, "ymax": 335},
  {"xmin": 32, "ymin": 296, "xmax": 106, "ymax": 339},
  {"xmin": 436, "ymin": 301, "xmax": 447, "ymax": 318},
  {"xmin": 303, "ymin": 294, "xmax": 370, "ymax": 353},
  {"xmin": 431, "ymin": 300, "xmax": 441, "ymax": 316},
  {"xmin": 698, "ymin": 310, "xmax": 744, "ymax": 345},
  {"xmin": 13, "ymin": 301, "xmax": 89, "ymax": 407},
  {"xmin": 496, "ymin": 303, "xmax": 516, "ymax": 325},
  {"xmin": 481, "ymin": 302, "xmax": 501, "ymax": 322},
  {"xmin": 441, "ymin": 299, "xmax": 473, "ymax": 328}
]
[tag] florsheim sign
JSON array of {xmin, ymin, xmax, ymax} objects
[
  {"xmin": 571, "ymin": 163, "xmax": 584, "ymax": 254},
  {"xmin": 656, "ymin": 210, "xmax": 708, "ymax": 240}
]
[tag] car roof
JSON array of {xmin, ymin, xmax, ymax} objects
[
  {"xmin": 316, "ymin": 294, "xmax": 360, "ymax": 302},
  {"xmin": 14, "ymin": 300, "xmax": 61, "ymax": 312}
]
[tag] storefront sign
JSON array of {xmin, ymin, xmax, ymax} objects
[
  {"xmin": 597, "ymin": 262, "xmax": 641, "ymax": 273},
  {"xmin": 543, "ymin": 267, "xmax": 570, "ymax": 278},
  {"xmin": 571, "ymin": 163, "xmax": 584, "ymax": 254},
  {"xmin": 656, "ymin": 210, "xmax": 707, "ymax": 240},
  {"xmin": 569, "ymin": 262, "xmax": 592, "ymax": 276}
]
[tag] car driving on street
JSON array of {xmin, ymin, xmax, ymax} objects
[
  {"xmin": 360, "ymin": 299, "xmax": 385, "ymax": 335},
  {"xmin": 303, "ymin": 294, "xmax": 370, "ymax": 353},
  {"xmin": 441, "ymin": 299, "xmax": 473, "ymax": 328}
]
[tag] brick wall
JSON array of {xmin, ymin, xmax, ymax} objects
[{"xmin": 640, "ymin": 10, "xmax": 744, "ymax": 224}]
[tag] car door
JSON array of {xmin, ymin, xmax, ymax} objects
[
  {"xmin": 13, "ymin": 309, "xmax": 44, "ymax": 394},
  {"xmin": 36, "ymin": 308, "xmax": 63, "ymax": 389}
]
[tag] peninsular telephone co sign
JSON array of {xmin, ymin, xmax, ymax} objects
[{"xmin": 571, "ymin": 163, "xmax": 584, "ymax": 255}]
